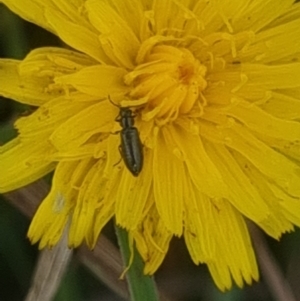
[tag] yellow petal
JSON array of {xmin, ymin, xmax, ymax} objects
[
  {"xmin": 205, "ymin": 143, "xmax": 270, "ymax": 222},
  {"xmin": 88, "ymin": 166, "xmax": 122, "ymax": 247},
  {"xmin": 104, "ymin": 0, "xmax": 149, "ymax": 41},
  {"xmin": 272, "ymin": 186, "xmax": 300, "ymax": 228},
  {"xmin": 201, "ymin": 122, "xmax": 300, "ymax": 197},
  {"xmin": 223, "ymin": 99, "xmax": 300, "ymax": 141},
  {"xmin": 232, "ymin": 0, "xmax": 294, "ymax": 32},
  {"xmin": 86, "ymin": 0, "xmax": 140, "ymax": 69},
  {"xmin": 151, "ymin": 0, "xmax": 176, "ymax": 33},
  {"xmin": 266, "ymin": 2, "xmax": 300, "ymax": 28},
  {"xmin": 234, "ymin": 153, "xmax": 296, "ymax": 238},
  {"xmin": 206, "ymin": 201, "xmax": 258, "ymax": 291},
  {"xmin": 170, "ymin": 122, "xmax": 229, "ymax": 198},
  {"xmin": 115, "ymin": 150, "xmax": 153, "ymax": 230},
  {"xmin": 15, "ymin": 93, "xmax": 96, "ymax": 138},
  {"xmin": 238, "ymin": 63, "xmax": 300, "ymax": 98},
  {"xmin": 28, "ymin": 160, "xmax": 80, "ymax": 248},
  {"xmin": 153, "ymin": 128, "xmax": 184, "ymax": 235},
  {"xmin": 0, "ymin": 59, "xmax": 51, "ymax": 105},
  {"xmin": 68, "ymin": 158, "xmax": 103, "ymax": 247},
  {"xmin": 55, "ymin": 65, "xmax": 129, "ymax": 98},
  {"xmin": 50, "ymin": 101, "xmax": 114, "ymax": 152},
  {"xmin": 44, "ymin": 2, "xmax": 111, "ymax": 63},
  {"xmin": 0, "ymin": 138, "xmax": 55, "ymax": 193},
  {"xmin": 240, "ymin": 18, "xmax": 300, "ymax": 63},
  {"xmin": 184, "ymin": 182, "xmax": 216, "ymax": 262},
  {"xmin": 136, "ymin": 206, "xmax": 172, "ymax": 274},
  {"xmin": 0, "ymin": 0, "xmax": 55, "ymax": 33},
  {"xmin": 259, "ymin": 91, "xmax": 300, "ymax": 120}
]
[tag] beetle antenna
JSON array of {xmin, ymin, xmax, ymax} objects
[{"xmin": 108, "ymin": 95, "xmax": 119, "ymax": 108}]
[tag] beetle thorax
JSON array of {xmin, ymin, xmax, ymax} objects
[{"xmin": 119, "ymin": 108, "xmax": 135, "ymax": 128}]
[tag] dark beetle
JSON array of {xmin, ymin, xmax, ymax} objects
[{"xmin": 110, "ymin": 98, "xmax": 144, "ymax": 176}]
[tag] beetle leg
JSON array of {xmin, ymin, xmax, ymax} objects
[{"xmin": 110, "ymin": 129, "xmax": 121, "ymax": 135}]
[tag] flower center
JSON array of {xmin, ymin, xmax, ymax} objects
[{"xmin": 125, "ymin": 44, "xmax": 207, "ymax": 124}]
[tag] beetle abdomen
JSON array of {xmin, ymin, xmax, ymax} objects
[{"xmin": 120, "ymin": 128, "xmax": 143, "ymax": 176}]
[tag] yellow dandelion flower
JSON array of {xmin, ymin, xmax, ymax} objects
[{"xmin": 1, "ymin": 0, "xmax": 300, "ymax": 291}]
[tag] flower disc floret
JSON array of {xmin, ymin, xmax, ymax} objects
[{"xmin": 126, "ymin": 44, "xmax": 208, "ymax": 123}]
